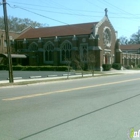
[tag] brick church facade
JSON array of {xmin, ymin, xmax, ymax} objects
[{"xmin": 1, "ymin": 10, "xmax": 123, "ymax": 70}]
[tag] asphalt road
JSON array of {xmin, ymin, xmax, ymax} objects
[
  {"xmin": 1, "ymin": 73, "xmax": 140, "ymax": 140},
  {"xmin": 0, "ymin": 70, "xmax": 75, "ymax": 80}
]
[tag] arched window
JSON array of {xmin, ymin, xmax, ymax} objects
[
  {"xmin": 28, "ymin": 42, "xmax": 38, "ymax": 51},
  {"xmin": 43, "ymin": 41, "xmax": 54, "ymax": 63},
  {"xmin": 60, "ymin": 40, "xmax": 72, "ymax": 62},
  {"xmin": 80, "ymin": 44, "xmax": 88, "ymax": 62}
]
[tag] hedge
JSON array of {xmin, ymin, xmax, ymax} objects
[
  {"xmin": 0, "ymin": 65, "xmax": 7, "ymax": 70},
  {"xmin": 112, "ymin": 63, "xmax": 122, "ymax": 70},
  {"xmin": 137, "ymin": 65, "xmax": 140, "ymax": 68},
  {"xmin": 102, "ymin": 64, "xmax": 112, "ymax": 71},
  {"xmin": 13, "ymin": 66, "xmax": 69, "ymax": 71}
]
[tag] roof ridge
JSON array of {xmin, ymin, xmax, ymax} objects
[{"xmin": 32, "ymin": 22, "xmax": 99, "ymax": 29}]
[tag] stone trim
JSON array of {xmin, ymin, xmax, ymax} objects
[{"xmin": 88, "ymin": 46, "xmax": 102, "ymax": 51}]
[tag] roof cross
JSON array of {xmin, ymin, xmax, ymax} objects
[{"xmin": 105, "ymin": 8, "xmax": 108, "ymax": 17}]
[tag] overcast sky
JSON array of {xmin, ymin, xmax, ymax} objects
[{"xmin": 0, "ymin": 0, "xmax": 140, "ymax": 39}]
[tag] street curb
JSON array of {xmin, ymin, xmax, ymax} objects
[
  {"xmin": 29, "ymin": 76, "xmax": 42, "ymax": 79},
  {"xmin": 47, "ymin": 75, "xmax": 58, "ymax": 77},
  {"xmin": 7, "ymin": 77, "xmax": 23, "ymax": 80}
]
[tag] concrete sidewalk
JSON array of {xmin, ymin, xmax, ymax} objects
[
  {"xmin": 0, "ymin": 70, "xmax": 140, "ymax": 85},
  {"xmin": 0, "ymin": 73, "xmax": 101, "ymax": 84},
  {"xmin": 104, "ymin": 69, "xmax": 140, "ymax": 74}
]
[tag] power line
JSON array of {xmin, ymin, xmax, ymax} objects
[
  {"xmin": 8, "ymin": 1, "xmax": 92, "ymax": 14},
  {"xmin": 102, "ymin": 0, "xmax": 134, "ymax": 15},
  {"xmin": 7, "ymin": 4, "xmax": 140, "ymax": 20},
  {"xmin": 5, "ymin": 1, "xmax": 140, "ymax": 38},
  {"xmin": 85, "ymin": 0, "xmax": 104, "ymax": 10},
  {"xmin": 40, "ymin": 0, "xmax": 70, "ymax": 10},
  {"xmin": 13, "ymin": 7, "xmax": 140, "ymax": 19},
  {"xmin": 40, "ymin": 0, "xmax": 99, "ymax": 19},
  {"xmin": 7, "ymin": 4, "xmax": 98, "ymax": 35},
  {"xmin": 12, "ymin": 5, "xmax": 69, "ymax": 25},
  {"xmin": 8, "ymin": 0, "xmax": 103, "ymax": 21},
  {"xmin": 99, "ymin": 0, "xmax": 139, "ymax": 17},
  {"xmin": 8, "ymin": 0, "xmax": 138, "ymax": 16},
  {"xmin": 13, "ymin": 6, "xmax": 104, "ymax": 18},
  {"xmin": 7, "ymin": 1, "xmax": 103, "ymax": 14}
]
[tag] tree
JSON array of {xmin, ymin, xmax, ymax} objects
[
  {"xmin": 130, "ymin": 29, "xmax": 140, "ymax": 44},
  {"xmin": 72, "ymin": 52, "xmax": 85, "ymax": 77},
  {"xmin": 87, "ymin": 52, "xmax": 96, "ymax": 76},
  {"xmin": 72, "ymin": 51, "xmax": 96, "ymax": 77},
  {"xmin": 119, "ymin": 29, "xmax": 140, "ymax": 45},
  {"xmin": 65, "ymin": 57, "xmax": 71, "ymax": 79},
  {"xmin": 0, "ymin": 16, "xmax": 46, "ymax": 32},
  {"xmin": 119, "ymin": 36, "xmax": 129, "ymax": 45}
]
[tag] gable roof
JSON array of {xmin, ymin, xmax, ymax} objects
[
  {"xmin": 120, "ymin": 44, "xmax": 140, "ymax": 50},
  {"xmin": 17, "ymin": 22, "xmax": 98, "ymax": 40},
  {"xmin": 0, "ymin": 26, "xmax": 33, "ymax": 40},
  {"xmin": 19, "ymin": 26, "xmax": 33, "ymax": 36},
  {"xmin": 96, "ymin": 16, "xmax": 115, "ymax": 31},
  {"xmin": 0, "ymin": 29, "xmax": 20, "ymax": 40}
]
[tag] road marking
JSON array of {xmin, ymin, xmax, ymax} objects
[{"xmin": 3, "ymin": 77, "xmax": 140, "ymax": 101}]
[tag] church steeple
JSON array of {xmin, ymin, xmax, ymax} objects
[{"xmin": 105, "ymin": 8, "xmax": 108, "ymax": 17}]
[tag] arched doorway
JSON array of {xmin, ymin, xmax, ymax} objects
[{"xmin": 104, "ymin": 53, "xmax": 111, "ymax": 64}]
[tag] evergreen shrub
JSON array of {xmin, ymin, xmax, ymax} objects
[
  {"xmin": 102, "ymin": 64, "xmax": 112, "ymax": 71},
  {"xmin": 12, "ymin": 66, "xmax": 69, "ymax": 71},
  {"xmin": 112, "ymin": 63, "xmax": 122, "ymax": 70}
]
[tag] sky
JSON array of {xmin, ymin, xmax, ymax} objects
[{"xmin": 0, "ymin": 0, "xmax": 140, "ymax": 39}]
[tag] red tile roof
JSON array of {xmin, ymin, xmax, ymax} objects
[
  {"xmin": 17, "ymin": 22, "xmax": 98, "ymax": 39},
  {"xmin": 120, "ymin": 44, "xmax": 140, "ymax": 50}
]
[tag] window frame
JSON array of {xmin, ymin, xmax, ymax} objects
[{"xmin": 43, "ymin": 41, "xmax": 54, "ymax": 64}]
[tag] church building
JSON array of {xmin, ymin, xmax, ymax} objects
[{"xmin": 13, "ymin": 9, "xmax": 121, "ymax": 70}]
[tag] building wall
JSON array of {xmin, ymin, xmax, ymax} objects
[
  {"xmin": 122, "ymin": 50, "xmax": 140, "ymax": 54},
  {"xmin": 97, "ymin": 20, "xmax": 116, "ymax": 66},
  {"xmin": 122, "ymin": 53, "xmax": 140, "ymax": 67},
  {"xmin": 16, "ymin": 34, "xmax": 97, "ymax": 66},
  {"xmin": 14, "ymin": 18, "xmax": 118, "ymax": 70},
  {"xmin": 0, "ymin": 27, "xmax": 32, "ymax": 54},
  {"xmin": 98, "ymin": 20, "xmax": 116, "ymax": 52}
]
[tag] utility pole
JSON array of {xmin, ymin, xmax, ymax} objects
[{"xmin": 2, "ymin": 0, "xmax": 14, "ymax": 83}]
